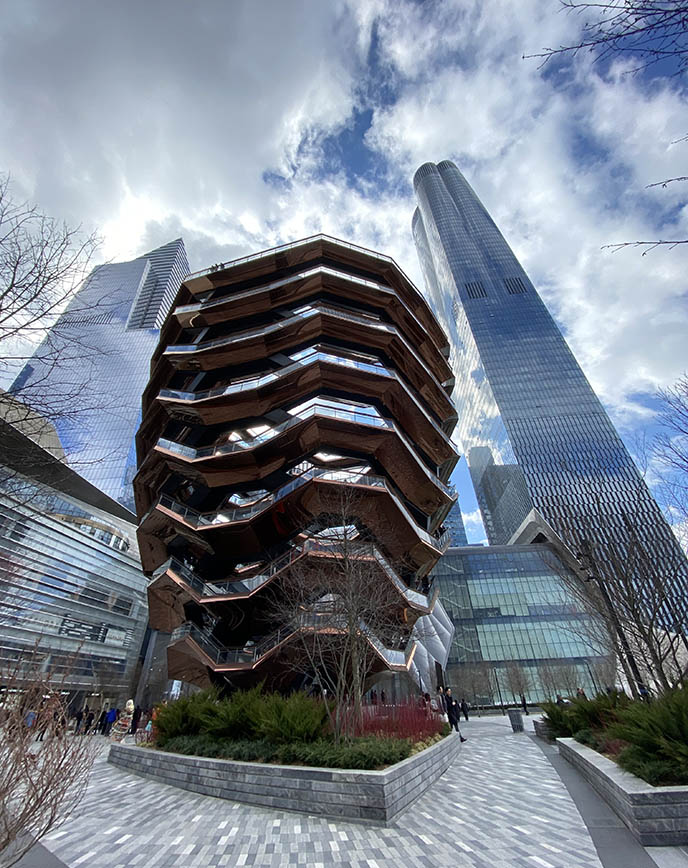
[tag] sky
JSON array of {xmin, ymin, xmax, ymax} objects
[{"xmin": 1, "ymin": 0, "xmax": 686, "ymax": 543}]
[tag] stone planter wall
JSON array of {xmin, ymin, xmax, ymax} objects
[
  {"xmin": 108, "ymin": 732, "xmax": 460, "ymax": 824},
  {"xmin": 533, "ymin": 719, "xmax": 553, "ymax": 742},
  {"xmin": 558, "ymin": 738, "xmax": 688, "ymax": 845}
]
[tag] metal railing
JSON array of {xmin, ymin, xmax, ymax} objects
[
  {"xmin": 153, "ymin": 538, "xmax": 439, "ymax": 610},
  {"xmin": 152, "ymin": 466, "xmax": 448, "ymax": 552}
]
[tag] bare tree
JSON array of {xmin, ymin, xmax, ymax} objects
[
  {"xmin": 453, "ymin": 661, "xmax": 495, "ymax": 714},
  {"xmin": 504, "ymin": 661, "xmax": 532, "ymax": 701},
  {"xmin": 526, "ymin": 1, "xmax": 688, "ymax": 252},
  {"xmin": 0, "ymin": 646, "xmax": 98, "ymax": 867},
  {"xmin": 264, "ymin": 490, "xmax": 421, "ymax": 743},
  {"xmin": 0, "ymin": 175, "xmax": 110, "ymax": 495},
  {"xmin": 528, "ymin": 1, "xmax": 688, "ymax": 75},
  {"xmin": 537, "ymin": 661, "xmax": 562, "ymax": 700}
]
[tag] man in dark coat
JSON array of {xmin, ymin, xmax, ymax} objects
[
  {"xmin": 445, "ymin": 689, "xmax": 467, "ymax": 742},
  {"xmin": 460, "ymin": 698, "xmax": 470, "ymax": 722}
]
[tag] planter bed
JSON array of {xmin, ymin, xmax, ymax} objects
[
  {"xmin": 558, "ymin": 738, "xmax": 688, "ymax": 845},
  {"xmin": 108, "ymin": 732, "xmax": 460, "ymax": 824}
]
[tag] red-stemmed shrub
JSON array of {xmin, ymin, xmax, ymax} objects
[{"xmin": 352, "ymin": 699, "xmax": 444, "ymax": 742}]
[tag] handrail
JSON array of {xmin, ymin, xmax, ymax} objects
[
  {"xmin": 151, "ymin": 466, "xmax": 448, "ymax": 552},
  {"xmin": 156, "ymin": 349, "xmax": 456, "ymax": 457},
  {"xmin": 153, "ymin": 538, "xmax": 438, "ymax": 611},
  {"xmin": 170, "ymin": 614, "xmax": 416, "ymax": 670},
  {"xmin": 153, "ymin": 400, "xmax": 454, "ymax": 498},
  {"xmin": 165, "ymin": 301, "xmax": 392, "ymax": 356}
]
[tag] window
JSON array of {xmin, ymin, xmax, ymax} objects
[
  {"xmin": 465, "ymin": 281, "xmax": 487, "ymax": 299},
  {"xmin": 504, "ymin": 277, "xmax": 527, "ymax": 295}
]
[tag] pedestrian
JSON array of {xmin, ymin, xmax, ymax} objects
[
  {"xmin": 105, "ymin": 707, "xmax": 117, "ymax": 735},
  {"xmin": 576, "ymin": 687, "xmax": 587, "ymax": 700},
  {"xmin": 74, "ymin": 708, "xmax": 84, "ymax": 734},
  {"xmin": 437, "ymin": 685, "xmax": 447, "ymax": 715},
  {"xmin": 130, "ymin": 704, "xmax": 142, "ymax": 734},
  {"xmin": 97, "ymin": 709, "xmax": 107, "ymax": 735},
  {"xmin": 445, "ymin": 689, "xmax": 467, "ymax": 742},
  {"xmin": 460, "ymin": 697, "xmax": 470, "ymax": 722},
  {"xmin": 520, "ymin": 693, "xmax": 529, "ymax": 715},
  {"xmin": 84, "ymin": 710, "xmax": 95, "ymax": 734},
  {"xmin": 380, "ymin": 690, "xmax": 386, "ymax": 705}
]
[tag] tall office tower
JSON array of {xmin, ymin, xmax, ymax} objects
[
  {"xmin": 10, "ymin": 239, "xmax": 189, "ymax": 511},
  {"xmin": 412, "ymin": 161, "xmax": 687, "ymax": 615},
  {"xmin": 445, "ymin": 501, "xmax": 469, "ymax": 547},
  {"xmin": 134, "ymin": 235, "xmax": 458, "ymax": 692}
]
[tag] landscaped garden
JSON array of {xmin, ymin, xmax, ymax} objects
[
  {"xmin": 541, "ymin": 685, "xmax": 688, "ymax": 786},
  {"xmin": 151, "ymin": 687, "xmax": 449, "ymax": 770}
]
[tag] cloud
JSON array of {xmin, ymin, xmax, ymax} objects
[{"xmin": 1, "ymin": 0, "xmax": 686, "ymax": 443}]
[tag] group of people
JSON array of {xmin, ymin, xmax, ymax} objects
[{"xmin": 72, "ymin": 700, "xmax": 144, "ymax": 739}]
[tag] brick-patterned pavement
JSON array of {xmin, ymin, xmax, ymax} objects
[{"xmin": 42, "ymin": 715, "xmax": 602, "ymax": 867}]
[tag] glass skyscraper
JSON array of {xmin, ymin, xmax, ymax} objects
[
  {"xmin": 11, "ymin": 239, "xmax": 189, "ymax": 511},
  {"xmin": 445, "ymin": 501, "xmax": 469, "ymax": 547},
  {"xmin": 412, "ymin": 161, "xmax": 687, "ymax": 611}
]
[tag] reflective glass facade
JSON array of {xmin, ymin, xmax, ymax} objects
[
  {"xmin": 445, "ymin": 501, "xmax": 468, "ymax": 547},
  {"xmin": 11, "ymin": 239, "xmax": 189, "ymax": 511},
  {"xmin": 430, "ymin": 545, "xmax": 605, "ymax": 700},
  {"xmin": 0, "ymin": 472, "xmax": 147, "ymax": 705},
  {"xmin": 413, "ymin": 162, "xmax": 688, "ymax": 612}
]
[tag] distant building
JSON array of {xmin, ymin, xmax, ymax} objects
[
  {"xmin": 444, "ymin": 500, "xmax": 468, "ymax": 547},
  {"xmin": 10, "ymin": 239, "xmax": 189, "ymax": 511},
  {"xmin": 0, "ymin": 419, "xmax": 148, "ymax": 707},
  {"xmin": 430, "ymin": 545, "xmax": 608, "ymax": 702}
]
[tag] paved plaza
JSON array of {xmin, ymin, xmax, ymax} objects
[{"xmin": 27, "ymin": 715, "xmax": 685, "ymax": 868}]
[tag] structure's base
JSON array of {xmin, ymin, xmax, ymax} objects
[{"xmin": 108, "ymin": 734, "xmax": 460, "ymax": 824}]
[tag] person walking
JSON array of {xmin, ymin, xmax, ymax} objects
[
  {"xmin": 74, "ymin": 708, "xmax": 84, "ymax": 734},
  {"xmin": 520, "ymin": 693, "xmax": 529, "ymax": 715},
  {"xmin": 105, "ymin": 707, "xmax": 117, "ymax": 735},
  {"xmin": 84, "ymin": 710, "xmax": 95, "ymax": 734},
  {"xmin": 130, "ymin": 704, "xmax": 142, "ymax": 735},
  {"xmin": 437, "ymin": 685, "xmax": 447, "ymax": 716},
  {"xmin": 445, "ymin": 689, "xmax": 467, "ymax": 742},
  {"xmin": 460, "ymin": 698, "xmax": 470, "ymax": 722}
]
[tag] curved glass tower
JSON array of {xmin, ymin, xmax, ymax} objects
[
  {"xmin": 10, "ymin": 239, "xmax": 189, "ymax": 511},
  {"xmin": 412, "ymin": 161, "xmax": 687, "ymax": 615}
]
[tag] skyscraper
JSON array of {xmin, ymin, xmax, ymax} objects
[
  {"xmin": 412, "ymin": 161, "xmax": 687, "ymax": 612},
  {"xmin": 11, "ymin": 239, "xmax": 189, "ymax": 511},
  {"xmin": 444, "ymin": 501, "xmax": 469, "ymax": 547}
]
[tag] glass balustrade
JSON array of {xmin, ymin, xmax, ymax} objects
[
  {"xmin": 157, "ymin": 349, "xmax": 454, "ymax": 461},
  {"xmin": 153, "ymin": 464, "xmax": 446, "ymax": 551},
  {"xmin": 171, "ymin": 611, "xmax": 416, "ymax": 670},
  {"xmin": 154, "ymin": 537, "xmax": 439, "ymax": 611},
  {"xmin": 165, "ymin": 302, "xmax": 393, "ymax": 356}
]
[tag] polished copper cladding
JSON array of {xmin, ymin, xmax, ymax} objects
[{"xmin": 134, "ymin": 234, "xmax": 458, "ymax": 689}]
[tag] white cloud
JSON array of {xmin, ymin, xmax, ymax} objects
[{"xmin": 0, "ymin": 0, "xmax": 686, "ymax": 442}]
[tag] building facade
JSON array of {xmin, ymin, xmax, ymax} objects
[
  {"xmin": 430, "ymin": 545, "xmax": 609, "ymax": 702},
  {"xmin": 444, "ymin": 500, "xmax": 468, "ymax": 547},
  {"xmin": 134, "ymin": 235, "xmax": 458, "ymax": 693},
  {"xmin": 0, "ymin": 427, "xmax": 147, "ymax": 708},
  {"xmin": 412, "ymin": 161, "xmax": 688, "ymax": 632},
  {"xmin": 10, "ymin": 239, "xmax": 189, "ymax": 512}
]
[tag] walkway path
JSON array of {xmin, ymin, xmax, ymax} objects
[{"xmin": 39, "ymin": 715, "xmax": 603, "ymax": 868}]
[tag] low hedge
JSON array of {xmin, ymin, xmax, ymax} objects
[
  {"xmin": 542, "ymin": 685, "xmax": 688, "ymax": 786},
  {"xmin": 160, "ymin": 733, "xmax": 414, "ymax": 769}
]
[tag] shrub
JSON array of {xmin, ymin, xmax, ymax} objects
[
  {"xmin": 163, "ymin": 734, "xmax": 222, "ymax": 757},
  {"xmin": 256, "ymin": 692, "xmax": 328, "ymax": 744},
  {"xmin": 275, "ymin": 737, "xmax": 412, "ymax": 769},
  {"xmin": 566, "ymin": 691, "xmax": 628, "ymax": 733},
  {"xmin": 608, "ymin": 686, "xmax": 688, "ymax": 785},
  {"xmin": 355, "ymin": 700, "xmax": 444, "ymax": 742},
  {"xmin": 202, "ymin": 685, "xmax": 264, "ymax": 740},
  {"xmin": 540, "ymin": 702, "xmax": 575, "ymax": 738},
  {"xmin": 574, "ymin": 728, "xmax": 602, "ymax": 751},
  {"xmin": 154, "ymin": 689, "xmax": 219, "ymax": 745}
]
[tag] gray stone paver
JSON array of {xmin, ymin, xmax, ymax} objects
[{"xmin": 42, "ymin": 717, "xmax": 602, "ymax": 867}]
